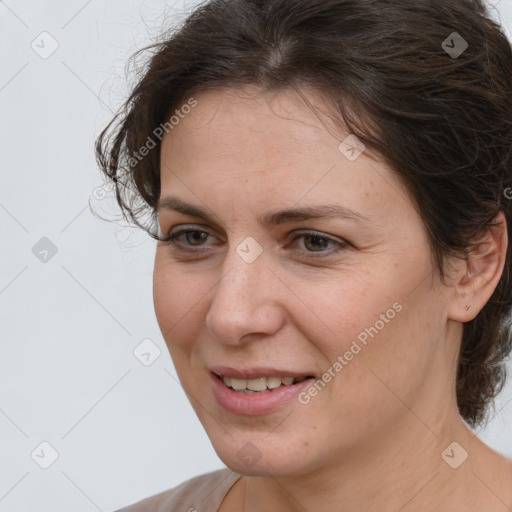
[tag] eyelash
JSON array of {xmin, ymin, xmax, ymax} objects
[{"xmin": 158, "ymin": 227, "xmax": 348, "ymax": 259}]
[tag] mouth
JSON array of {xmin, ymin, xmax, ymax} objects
[
  {"xmin": 211, "ymin": 371, "xmax": 315, "ymax": 394},
  {"xmin": 209, "ymin": 369, "xmax": 316, "ymax": 415}
]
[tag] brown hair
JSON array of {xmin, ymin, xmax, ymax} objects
[{"xmin": 95, "ymin": 0, "xmax": 512, "ymax": 428}]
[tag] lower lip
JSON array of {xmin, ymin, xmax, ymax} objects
[{"xmin": 210, "ymin": 372, "xmax": 314, "ymax": 416}]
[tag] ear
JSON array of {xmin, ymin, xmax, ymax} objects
[{"xmin": 447, "ymin": 211, "xmax": 508, "ymax": 323}]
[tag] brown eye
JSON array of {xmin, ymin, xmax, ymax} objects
[
  {"xmin": 301, "ymin": 234, "xmax": 333, "ymax": 252},
  {"xmin": 288, "ymin": 231, "xmax": 348, "ymax": 259},
  {"xmin": 183, "ymin": 231, "xmax": 210, "ymax": 246},
  {"xmin": 160, "ymin": 228, "xmax": 216, "ymax": 249}
]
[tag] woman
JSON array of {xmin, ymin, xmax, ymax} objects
[{"xmin": 96, "ymin": 0, "xmax": 512, "ymax": 510}]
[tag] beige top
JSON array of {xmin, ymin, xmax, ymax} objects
[{"xmin": 115, "ymin": 468, "xmax": 242, "ymax": 512}]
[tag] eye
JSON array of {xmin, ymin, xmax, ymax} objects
[
  {"xmin": 287, "ymin": 230, "xmax": 348, "ymax": 258},
  {"xmin": 159, "ymin": 228, "xmax": 217, "ymax": 250}
]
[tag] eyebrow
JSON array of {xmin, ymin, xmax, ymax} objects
[{"xmin": 157, "ymin": 196, "xmax": 374, "ymax": 227}]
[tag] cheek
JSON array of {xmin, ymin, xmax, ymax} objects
[
  {"xmin": 285, "ymin": 269, "xmax": 400, "ymax": 353},
  {"xmin": 152, "ymin": 257, "xmax": 206, "ymax": 348},
  {"xmin": 291, "ymin": 262, "xmax": 438, "ymax": 394},
  {"xmin": 313, "ymin": 284, "xmax": 443, "ymax": 430}
]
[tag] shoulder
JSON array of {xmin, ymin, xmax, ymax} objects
[{"xmin": 114, "ymin": 467, "xmax": 242, "ymax": 512}]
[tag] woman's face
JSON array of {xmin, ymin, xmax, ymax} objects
[{"xmin": 153, "ymin": 86, "xmax": 461, "ymax": 477}]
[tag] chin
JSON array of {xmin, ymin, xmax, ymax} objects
[{"xmin": 211, "ymin": 434, "xmax": 316, "ymax": 478}]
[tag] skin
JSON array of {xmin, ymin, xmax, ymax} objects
[{"xmin": 152, "ymin": 85, "xmax": 512, "ymax": 511}]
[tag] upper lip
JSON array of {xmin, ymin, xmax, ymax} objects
[{"xmin": 210, "ymin": 366, "xmax": 315, "ymax": 380}]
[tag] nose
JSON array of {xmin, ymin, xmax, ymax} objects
[{"xmin": 205, "ymin": 245, "xmax": 285, "ymax": 345}]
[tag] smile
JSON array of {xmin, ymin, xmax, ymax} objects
[
  {"xmin": 210, "ymin": 371, "xmax": 315, "ymax": 415},
  {"xmin": 216, "ymin": 374, "xmax": 311, "ymax": 393}
]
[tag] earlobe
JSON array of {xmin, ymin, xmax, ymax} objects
[{"xmin": 447, "ymin": 211, "xmax": 508, "ymax": 323}]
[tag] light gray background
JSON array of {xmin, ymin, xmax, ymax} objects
[{"xmin": 0, "ymin": 1, "xmax": 511, "ymax": 511}]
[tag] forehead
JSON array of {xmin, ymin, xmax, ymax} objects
[
  {"xmin": 169, "ymin": 85, "xmax": 334, "ymax": 129},
  {"xmin": 158, "ymin": 86, "xmax": 411, "ymax": 223},
  {"xmin": 161, "ymin": 85, "xmax": 347, "ymax": 167},
  {"xmin": 163, "ymin": 86, "xmax": 354, "ymax": 177}
]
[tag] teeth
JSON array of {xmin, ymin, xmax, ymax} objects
[
  {"xmin": 230, "ymin": 378, "xmax": 246, "ymax": 390},
  {"xmin": 220, "ymin": 375, "xmax": 306, "ymax": 392},
  {"xmin": 247, "ymin": 378, "xmax": 267, "ymax": 391},
  {"xmin": 266, "ymin": 376, "xmax": 282, "ymax": 389}
]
